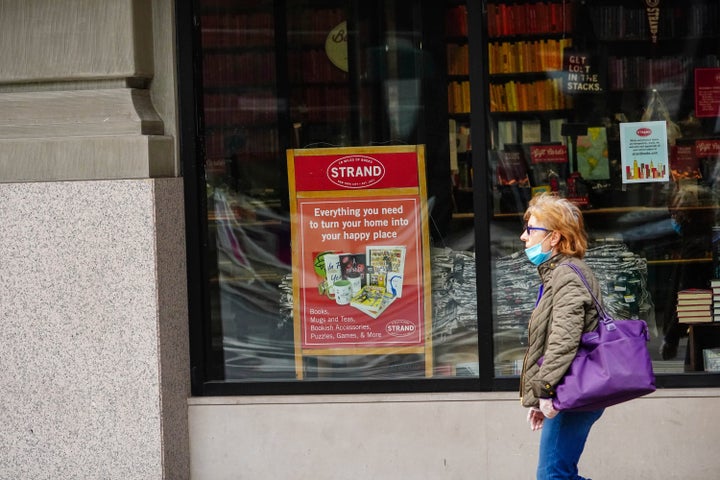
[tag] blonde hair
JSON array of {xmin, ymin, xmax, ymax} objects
[{"xmin": 523, "ymin": 192, "xmax": 588, "ymax": 258}]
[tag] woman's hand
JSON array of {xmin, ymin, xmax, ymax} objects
[
  {"xmin": 539, "ymin": 398, "xmax": 558, "ymax": 419},
  {"xmin": 527, "ymin": 407, "xmax": 544, "ymax": 431}
]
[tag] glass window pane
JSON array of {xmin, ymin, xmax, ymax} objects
[
  {"xmin": 198, "ymin": 0, "xmax": 477, "ymax": 383},
  {"xmin": 486, "ymin": 0, "xmax": 720, "ymax": 377}
]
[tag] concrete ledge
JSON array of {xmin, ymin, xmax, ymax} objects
[
  {"xmin": 187, "ymin": 387, "xmax": 720, "ymax": 406},
  {"xmin": 0, "ymin": 89, "xmax": 163, "ymax": 138},
  {"xmin": 188, "ymin": 389, "xmax": 720, "ymax": 479},
  {"xmin": 0, "ymin": 134, "xmax": 176, "ymax": 182}
]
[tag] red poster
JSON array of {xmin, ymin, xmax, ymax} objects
[
  {"xmin": 293, "ymin": 150, "xmax": 419, "ymax": 192},
  {"xmin": 287, "ymin": 146, "xmax": 431, "ymax": 354},
  {"xmin": 297, "ymin": 197, "xmax": 424, "ymax": 347},
  {"xmin": 695, "ymin": 68, "xmax": 720, "ymax": 118}
]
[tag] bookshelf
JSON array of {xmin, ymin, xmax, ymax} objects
[
  {"xmin": 446, "ymin": 4, "xmax": 470, "ymax": 116},
  {"xmin": 192, "ymin": 0, "xmax": 720, "ymax": 380},
  {"xmin": 588, "ymin": 0, "xmax": 720, "ymax": 119},
  {"xmin": 483, "ymin": 0, "xmax": 720, "ymax": 375},
  {"xmin": 485, "ymin": 1, "xmax": 575, "ymax": 210},
  {"xmin": 286, "ymin": 6, "xmax": 352, "ymax": 141},
  {"xmin": 483, "ymin": 0, "xmax": 720, "ymax": 214},
  {"xmin": 200, "ymin": 2, "xmax": 283, "ymax": 202},
  {"xmin": 486, "ymin": 0, "xmax": 573, "ymax": 115},
  {"xmin": 446, "ymin": 1, "xmax": 469, "ymax": 115},
  {"xmin": 446, "ymin": 2, "xmax": 473, "ymax": 212}
]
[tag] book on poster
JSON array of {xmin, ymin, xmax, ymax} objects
[
  {"xmin": 365, "ymin": 245, "xmax": 406, "ymax": 293},
  {"xmin": 349, "ymin": 285, "xmax": 397, "ymax": 319}
]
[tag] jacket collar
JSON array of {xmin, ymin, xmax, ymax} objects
[{"xmin": 537, "ymin": 253, "xmax": 573, "ymax": 283}]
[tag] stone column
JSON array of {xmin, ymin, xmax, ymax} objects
[{"xmin": 0, "ymin": 1, "xmax": 189, "ymax": 479}]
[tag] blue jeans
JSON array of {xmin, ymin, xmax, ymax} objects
[{"xmin": 537, "ymin": 408, "xmax": 604, "ymax": 480}]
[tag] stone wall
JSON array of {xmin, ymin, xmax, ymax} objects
[{"xmin": 0, "ymin": 1, "xmax": 189, "ymax": 479}]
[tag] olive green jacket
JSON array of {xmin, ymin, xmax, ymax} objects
[{"xmin": 520, "ymin": 254, "xmax": 601, "ymax": 408}]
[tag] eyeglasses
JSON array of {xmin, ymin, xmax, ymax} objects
[{"xmin": 523, "ymin": 224, "xmax": 551, "ymax": 236}]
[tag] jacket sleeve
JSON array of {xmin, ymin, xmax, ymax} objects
[{"xmin": 531, "ymin": 267, "xmax": 589, "ymax": 398}]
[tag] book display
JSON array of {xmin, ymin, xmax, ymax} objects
[
  {"xmin": 200, "ymin": 2, "xmax": 292, "ymax": 335},
  {"xmin": 676, "ymin": 289, "xmax": 713, "ymax": 324},
  {"xmin": 201, "ymin": 6, "xmax": 280, "ymax": 177},
  {"xmin": 188, "ymin": 0, "xmax": 720, "ymax": 386},
  {"xmin": 446, "ymin": 2, "xmax": 473, "ymax": 212},
  {"xmin": 485, "ymin": 0, "xmax": 720, "ymax": 374},
  {"xmin": 286, "ymin": 6, "xmax": 353, "ymax": 146},
  {"xmin": 485, "ymin": 0, "xmax": 575, "ymax": 215},
  {"xmin": 446, "ymin": 3, "xmax": 470, "ymax": 115},
  {"xmin": 712, "ymin": 279, "xmax": 720, "ymax": 322}
]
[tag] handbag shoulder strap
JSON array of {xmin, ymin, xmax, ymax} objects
[{"xmin": 560, "ymin": 262, "xmax": 610, "ymax": 321}]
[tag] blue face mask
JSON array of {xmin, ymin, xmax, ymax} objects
[{"xmin": 525, "ymin": 233, "xmax": 553, "ymax": 265}]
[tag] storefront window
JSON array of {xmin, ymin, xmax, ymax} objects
[
  {"xmin": 487, "ymin": 0, "xmax": 720, "ymax": 377},
  {"xmin": 183, "ymin": 0, "xmax": 720, "ymax": 394},
  {"xmin": 194, "ymin": 0, "xmax": 477, "ymax": 386}
]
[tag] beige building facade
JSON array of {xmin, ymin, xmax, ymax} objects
[{"xmin": 0, "ymin": 1, "xmax": 718, "ymax": 479}]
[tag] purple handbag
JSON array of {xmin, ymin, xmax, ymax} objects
[{"xmin": 540, "ymin": 263, "xmax": 656, "ymax": 411}]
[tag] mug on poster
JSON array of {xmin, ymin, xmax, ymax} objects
[
  {"xmin": 346, "ymin": 272, "xmax": 362, "ymax": 294},
  {"xmin": 334, "ymin": 280, "xmax": 352, "ymax": 305}
]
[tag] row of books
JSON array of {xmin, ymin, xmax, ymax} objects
[
  {"xmin": 288, "ymin": 50, "xmax": 349, "ymax": 84},
  {"xmin": 607, "ymin": 56, "xmax": 720, "ymax": 91},
  {"xmin": 204, "ymin": 93, "xmax": 278, "ymax": 127},
  {"xmin": 589, "ymin": 4, "xmax": 720, "ymax": 41},
  {"xmin": 290, "ymin": 86, "xmax": 352, "ymax": 122},
  {"xmin": 203, "ymin": 53, "xmax": 276, "ymax": 87},
  {"xmin": 447, "ymin": 44, "xmax": 469, "ymax": 76},
  {"xmin": 449, "ymin": 120, "xmax": 471, "ymax": 189},
  {"xmin": 489, "ymin": 78, "xmax": 572, "ymax": 113},
  {"xmin": 448, "ymin": 81, "xmax": 471, "ymax": 114},
  {"xmin": 445, "ymin": 5, "xmax": 468, "ymax": 38},
  {"xmin": 493, "ymin": 119, "xmax": 566, "ymax": 151},
  {"xmin": 204, "ymin": 128, "xmax": 279, "ymax": 159},
  {"xmin": 286, "ymin": 9, "xmax": 345, "ymax": 46},
  {"xmin": 487, "ymin": 1, "xmax": 574, "ymax": 38},
  {"xmin": 676, "ymin": 283, "xmax": 720, "ymax": 324},
  {"xmin": 488, "ymin": 39, "xmax": 572, "ymax": 75},
  {"xmin": 454, "ymin": 160, "xmax": 473, "ymax": 191},
  {"xmin": 201, "ymin": 13, "xmax": 274, "ymax": 48}
]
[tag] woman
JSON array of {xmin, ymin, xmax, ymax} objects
[{"xmin": 519, "ymin": 193, "xmax": 604, "ymax": 480}]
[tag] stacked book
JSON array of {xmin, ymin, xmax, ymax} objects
[
  {"xmin": 677, "ymin": 289, "xmax": 713, "ymax": 323},
  {"xmin": 713, "ymin": 279, "xmax": 720, "ymax": 322}
]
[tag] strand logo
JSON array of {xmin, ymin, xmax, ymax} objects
[
  {"xmin": 636, "ymin": 127, "xmax": 652, "ymax": 137},
  {"xmin": 327, "ymin": 155, "xmax": 385, "ymax": 189},
  {"xmin": 386, "ymin": 319, "xmax": 416, "ymax": 338}
]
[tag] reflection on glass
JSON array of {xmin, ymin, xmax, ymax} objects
[
  {"xmin": 199, "ymin": 0, "xmax": 477, "ymax": 382},
  {"xmin": 487, "ymin": 0, "xmax": 720, "ymax": 376}
]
